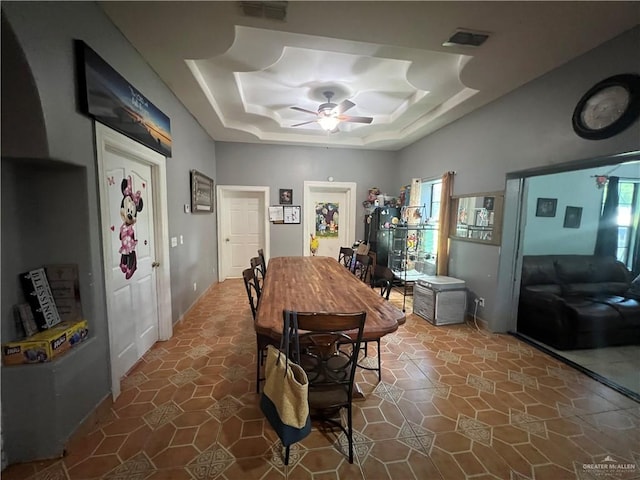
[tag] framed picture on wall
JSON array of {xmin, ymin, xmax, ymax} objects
[
  {"xmin": 190, "ymin": 170, "xmax": 214, "ymax": 213},
  {"xmin": 483, "ymin": 196, "xmax": 495, "ymax": 211},
  {"xmin": 535, "ymin": 198, "xmax": 557, "ymax": 217},
  {"xmin": 283, "ymin": 206, "xmax": 301, "ymax": 224},
  {"xmin": 75, "ymin": 40, "xmax": 172, "ymax": 157},
  {"xmin": 279, "ymin": 189, "xmax": 293, "ymax": 205},
  {"xmin": 563, "ymin": 206, "xmax": 583, "ymax": 228}
]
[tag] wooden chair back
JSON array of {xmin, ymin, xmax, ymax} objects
[
  {"xmin": 354, "ymin": 253, "xmax": 371, "ymax": 282},
  {"xmin": 257, "ymin": 248, "xmax": 267, "ymax": 274},
  {"xmin": 370, "ymin": 264, "xmax": 394, "ymax": 300},
  {"xmin": 250, "ymin": 256, "xmax": 265, "ymax": 293},
  {"xmin": 242, "ymin": 268, "xmax": 260, "ymax": 320},
  {"xmin": 293, "ymin": 311, "xmax": 365, "ymax": 391},
  {"xmin": 338, "ymin": 247, "xmax": 354, "ymax": 269}
]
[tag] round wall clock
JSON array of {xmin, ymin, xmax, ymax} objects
[{"xmin": 572, "ymin": 73, "xmax": 640, "ymax": 140}]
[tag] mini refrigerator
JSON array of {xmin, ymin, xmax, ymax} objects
[{"xmin": 413, "ymin": 276, "xmax": 467, "ymax": 325}]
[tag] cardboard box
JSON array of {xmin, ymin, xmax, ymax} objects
[
  {"xmin": 19, "ymin": 268, "xmax": 61, "ymax": 330},
  {"xmin": 2, "ymin": 320, "xmax": 89, "ymax": 366}
]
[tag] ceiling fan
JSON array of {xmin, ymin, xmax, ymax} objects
[{"xmin": 290, "ymin": 91, "xmax": 373, "ymax": 132}]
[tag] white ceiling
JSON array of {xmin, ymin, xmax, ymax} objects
[{"xmin": 100, "ymin": 1, "xmax": 639, "ymax": 151}]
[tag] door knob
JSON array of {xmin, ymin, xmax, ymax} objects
[
  {"xmin": 152, "ymin": 262, "xmax": 160, "ymax": 268},
  {"xmin": 225, "ymin": 238, "xmax": 230, "ymax": 242}
]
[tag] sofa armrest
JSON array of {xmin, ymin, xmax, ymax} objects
[{"xmin": 518, "ymin": 291, "xmax": 578, "ymax": 349}]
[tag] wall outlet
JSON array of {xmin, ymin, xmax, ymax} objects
[
  {"xmin": 477, "ymin": 297, "xmax": 485, "ymax": 307},
  {"xmin": 193, "ymin": 282, "xmax": 197, "ymax": 291}
]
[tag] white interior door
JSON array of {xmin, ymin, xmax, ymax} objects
[
  {"xmin": 104, "ymin": 156, "xmax": 158, "ymax": 376},
  {"xmin": 217, "ymin": 186, "xmax": 269, "ymax": 280},
  {"xmin": 304, "ymin": 181, "xmax": 357, "ymax": 257},
  {"xmin": 96, "ymin": 124, "xmax": 172, "ymax": 400}
]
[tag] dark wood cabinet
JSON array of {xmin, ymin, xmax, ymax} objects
[{"xmin": 364, "ymin": 207, "xmax": 401, "ymax": 266}]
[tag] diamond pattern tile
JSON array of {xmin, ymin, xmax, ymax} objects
[{"xmin": 3, "ymin": 279, "xmax": 639, "ymax": 480}]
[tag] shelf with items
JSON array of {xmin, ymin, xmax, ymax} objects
[{"xmin": 386, "ymin": 213, "xmax": 439, "ymax": 312}]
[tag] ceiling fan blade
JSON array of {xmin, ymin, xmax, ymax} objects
[
  {"xmin": 334, "ymin": 100, "xmax": 355, "ymax": 114},
  {"xmin": 290, "ymin": 106, "xmax": 318, "ymax": 115},
  {"xmin": 291, "ymin": 120, "xmax": 317, "ymax": 127},
  {"xmin": 340, "ymin": 115, "xmax": 373, "ymax": 124}
]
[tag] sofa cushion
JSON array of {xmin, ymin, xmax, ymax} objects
[
  {"xmin": 555, "ymin": 255, "xmax": 629, "ymax": 284},
  {"xmin": 562, "ymin": 297, "xmax": 627, "ymax": 332},
  {"xmin": 522, "ymin": 284, "xmax": 562, "ymax": 295},
  {"xmin": 521, "ymin": 256, "xmax": 558, "ymax": 286},
  {"xmin": 563, "ymin": 282, "xmax": 630, "ymax": 296}
]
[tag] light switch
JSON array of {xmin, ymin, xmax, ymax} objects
[
  {"xmin": 171, "ymin": 237, "xmax": 178, "ymax": 248},
  {"xmin": 180, "ymin": 235, "xmax": 184, "ymax": 245},
  {"xmin": 184, "ymin": 204, "xmax": 190, "ymax": 213}
]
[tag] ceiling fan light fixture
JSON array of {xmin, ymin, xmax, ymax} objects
[{"xmin": 318, "ymin": 115, "xmax": 340, "ymax": 131}]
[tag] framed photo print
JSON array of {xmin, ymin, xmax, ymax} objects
[
  {"xmin": 75, "ymin": 40, "xmax": 172, "ymax": 157},
  {"xmin": 483, "ymin": 196, "xmax": 495, "ymax": 211},
  {"xmin": 279, "ymin": 189, "xmax": 293, "ymax": 205},
  {"xmin": 190, "ymin": 170, "xmax": 214, "ymax": 213},
  {"xmin": 535, "ymin": 198, "xmax": 557, "ymax": 217},
  {"xmin": 283, "ymin": 205, "xmax": 301, "ymax": 224},
  {"xmin": 269, "ymin": 206, "xmax": 284, "ymax": 224},
  {"xmin": 563, "ymin": 206, "xmax": 583, "ymax": 228}
]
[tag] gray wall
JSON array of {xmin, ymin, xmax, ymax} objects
[
  {"xmin": 397, "ymin": 26, "xmax": 640, "ymax": 331},
  {"xmin": 524, "ymin": 161, "xmax": 640, "ymax": 255},
  {"xmin": 1, "ymin": 1, "xmax": 217, "ymax": 462},
  {"xmin": 524, "ymin": 168, "xmax": 604, "ymax": 255},
  {"xmin": 215, "ymin": 142, "xmax": 398, "ymax": 257}
]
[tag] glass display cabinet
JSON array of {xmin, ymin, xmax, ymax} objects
[
  {"xmin": 386, "ymin": 211, "xmax": 439, "ymax": 311},
  {"xmin": 450, "ymin": 192, "xmax": 504, "ymax": 245}
]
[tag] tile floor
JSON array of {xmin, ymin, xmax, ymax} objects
[
  {"xmin": 543, "ymin": 343, "xmax": 640, "ymax": 397},
  {"xmin": 3, "ymin": 279, "xmax": 640, "ymax": 480}
]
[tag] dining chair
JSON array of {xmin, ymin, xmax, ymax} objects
[
  {"xmin": 358, "ymin": 264, "xmax": 395, "ymax": 382},
  {"xmin": 370, "ymin": 264, "xmax": 394, "ymax": 300},
  {"xmin": 353, "ymin": 253, "xmax": 372, "ymax": 282},
  {"xmin": 337, "ymin": 247, "xmax": 354, "ymax": 270},
  {"xmin": 283, "ymin": 310, "xmax": 366, "ymax": 465},
  {"xmin": 257, "ymin": 248, "xmax": 267, "ymax": 275},
  {"xmin": 250, "ymin": 256, "xmax": 265, "ymax": 294},
  {"xmin": 242, "ymin": 268, "xmax": 273, "ymax": 393}
]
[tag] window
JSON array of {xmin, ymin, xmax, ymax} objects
[
  {"xmin": 419, "ymin": 179, "xmax": 443, "ymax": 259},
  {"xmin": 603, "ymin": 180, "xmax": 639, "ymax": 269},
  {"xmin": 419, "ymin": 179, "xmax": 442, "ymax": 223}
]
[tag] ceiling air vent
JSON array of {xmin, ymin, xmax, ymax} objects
[
  {"xmin": 239, "ymin": 1, "xmax": 288, "ymax": 21},
  {"xmin": 443, "ymin": 29, "xmax": 490, "ymax": 47}
]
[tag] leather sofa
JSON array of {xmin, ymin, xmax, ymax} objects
[{"xmin": 517, "ymin": 255, "xmax": 640, "ymax": 350}]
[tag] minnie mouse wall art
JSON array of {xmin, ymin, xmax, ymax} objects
[{"xmin": 119, "ymin": 176, "xmax": 143, "ymax": 279}]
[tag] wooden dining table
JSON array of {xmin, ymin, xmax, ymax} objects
[{"xmin": 255, "ymin": 256, "xmax": 405, "ymax": 342}]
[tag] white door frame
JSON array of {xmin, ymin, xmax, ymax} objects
[
  {"xmin": 95, "ymin": 123, "xmax": 172, "ymax": 399},
  {"xmin": 303, "ymin": 181, "xmax": 357, "ymax": 256},
  {"xmin": 216, "ymin": 185, "xmax": 270, "ymax": 282}
]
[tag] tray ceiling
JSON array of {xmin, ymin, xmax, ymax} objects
[{"xmin": 100, "ymin": 1, "xmax": 639, "ymax": 150}]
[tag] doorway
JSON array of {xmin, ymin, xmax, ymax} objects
[
  {"xmin": 303, "ymin": 181, "xmax": 357, "ymax": 257},
  {"xmin": 217, "ymin": 185, "xmax": 269, "ymax": 280},
  {"xmin": 498, "ymin": 153, "xmax": 640, "ymax": 399},
  {"xmin": 95, "ymin": 124, "xmax": 172, "ymax": 399}
]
